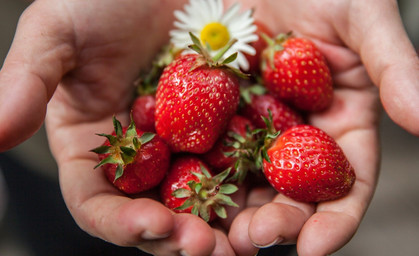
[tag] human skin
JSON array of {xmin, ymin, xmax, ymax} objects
[{"xmin": 0, "ymin": 0, "xmax": 418, "ymax": 255}]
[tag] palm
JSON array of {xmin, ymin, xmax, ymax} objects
[
  {"xmin": 224, "ymin": 0, "xmax": 382, "ymax": 255},
  {"xmin": 1, "ymin": 0, "xmax": 417, "ymax": 255},
  {"xmin": 38, "ymin": 0, "xmax": 229, "ymax": 255}
]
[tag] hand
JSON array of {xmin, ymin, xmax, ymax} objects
[
  {"xmin": 0, "ymin": 0, "xmax": 236, "ymax": 255},
  {"xmin": 226, "ymin": 0, "xmax": 419, "ymax": 255}
]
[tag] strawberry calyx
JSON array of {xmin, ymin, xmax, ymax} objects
[
  {"xmin": 91, "ymin": 116, "xmax": 155, "ymax": 181},
  {"xmin": 240, "ymin": 83, "xmax": 266, "ymax": 105},
  {"xmin": 187, "ymin": 32, "xmax": 248, "ymax": 79},
  {"xmin": 252, "ymin": 110, "xmax": 281, "ymax": 166},
  {"xmin": 135, "ymin": 44, "xmax": 181, "ymax": 96},
  {"xmin": 220, "ymin": 110, "xmax": 280, "ymax": 183},
  {"xmin": 222, "ymin": 126, "xmax": 263, "ymax": 184},
  {"xmin": 261, "ymin": 31, "xmax": 293, "ymax": 70},
  {"xmin": 172, "ymin": 165, "xmax": 238, "ymax": 222}
]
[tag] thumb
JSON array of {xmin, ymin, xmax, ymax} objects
[
  {"xmin": 0, "ymin": 2, "xmax": 76, "ymax": 151},
  {"xmin": 343, "ymin": 0, "xmax": 419, "ymax": 135}
]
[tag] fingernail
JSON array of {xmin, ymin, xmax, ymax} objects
[
  {"xmin": 179, "ymin": 250, "xmax": 190, "ymax": 256},
  {"xmin": 141, "ymin": 230, "xmax": 170, "ymax": 240},
  {"xmin": 252, "ymin": 237, "xmax": 283, "ymax": 248}
]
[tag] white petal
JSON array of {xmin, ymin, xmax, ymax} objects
[
  {"xmin": 174, "ymin": 10, "xmax": 191, "ymax": 25},
  {"xmin": 235, "ymin": 43, "xmax": 256, "ymax": 55},
  {"xmin": 230, "ymin": 26, "xmax": 257, "ymax": 39},
  {"xmin": 220, "ymin": 3, "xmax": 240, "ymax": 24},
  {"xmin": 235, "ymin": 34, "xmax": 259, "ymax": 44},
  {"xmin": 236, "ymin": 53, "xmax": 249, "ymax": 70},
  {"xmin": 215, "ymin": 0, "xmax": 224, "ymax": 19}
]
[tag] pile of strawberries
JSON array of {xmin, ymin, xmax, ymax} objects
[{"xmin": 91, "ymin": 23, "xmax": 356, "ymax": 222}]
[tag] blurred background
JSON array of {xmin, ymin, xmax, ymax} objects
[{"xmin": 0, "ymin": 0, "xmax": 418, "ymax": 255}]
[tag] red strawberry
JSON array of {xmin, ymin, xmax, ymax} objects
[
  {"xmin": 261, "ymin": 33, "xmax": 333, "ymax": 112},
  {"xmin": 262, "ymin": 125, "xmax": 355, "ymax": 202},
  {"xmin": 155, "ymin": 34, "xmax": 241, "ymax": 153},
  {"xmin": 240, "ymin": 93, "xmax": 304, "ymax": 133},
  {"xmin": 91, "ymin": 117, "xmax": 171, "ymax": 194},
  {"xmin": 202, "ymin": 115, "xmax": 256, "ymax": 183},
  {"xmin": 131, "ymin": 43, "xmax": 182, "ymax": 133},
  {"xmin": 160, "ymin": 156, "xmax": 238, "ymax": 222},
  {"xmin": 244, "ymin": 21, "xmax": 274, "ymax": 75},
  {"xmin": 131, "ymin": 95, "xmax": 156, "ymax": 132}
]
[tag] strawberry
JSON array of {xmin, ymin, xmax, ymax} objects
[
  {"xmin": 155, "ymin": 33, "xmax": 241, "ymax": 153},
  {"xmin": 131, "ymin": 44, "xmax": 179, "ymax": 133},
  {"xmin": 131, "ymin": 95, "xmax": 156, "ymax": 132},
  {"xmin": 160, "ymin": 156, "xmax": 238, "ymax": 222},
  {"xmin": 202, "ymin": 115, "xmax": 257, "ymax": 183},
  {"xmin": 240, "ymin": 93, "xmax": 304, "ymax": 133},
  {"xmin": 262, "ymin": 125, "xmax": 355, "ymax": 202},
  {"xmin": 261, "ymin": 33, "xmax": 333, "ymax": 112},
  {"xmin": 91, "ymin": 116, "xmax": 171, "ymax": 194},
  {"xmin": 244, "ymin": 21, "xmax": 274, "ymax": 75}
]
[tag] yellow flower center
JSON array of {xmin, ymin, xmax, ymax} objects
[{"xmin": 200, "ymin": 22, "xmax": 230, "ymax": 51}]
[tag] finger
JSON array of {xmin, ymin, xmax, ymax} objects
[
  {"xmin": 228, "ymin": 207, "xmax": 259, "ymax": 256},
  {"xmin": 0, "ymin": 1, "xmax": 76, "ymax": 151},
  {"xmin": 337, "ymin": 0, "xmax": 419, "ymax": 135},
  {"xmin": 217, "ymin": 184, "xmax": 248, "ymax": 230},
  {"xmin": 212, "ymin": 228, "xmax": 236, "ymax": 256},
  {"xmin": 297, "ymin": 121, "xmax": 380, "ymax": 255},
  {"xmin": 140, "ymin": 214, "xmax": 216, "ymax": 256},
  {"xmin": 246, "ymin": 186, "xmax": 277, "ymax": 207},
  {"xmin": 59, "ymin": 158, "xmax": 175, "ymax": 246},
  {"xmin": 248, "ymin": 195, "xmax": 315, "ymax": 247}
]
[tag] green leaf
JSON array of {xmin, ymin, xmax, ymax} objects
[
  {"xmin": 213, "ymin": 168, "xmax": 231, "ymax": 183},
  {"xmin": 248, "ymin": 84, "xmax": 267, "ymax": 95},
  {"xmin": 126, "ymin": 118, "xmax": 137, "ymax": 138},
  {"xmin": 261, "ymin": 115, "xmax": 270, "ymax": 128},
  {"xmin": 176, "ymin": 198, "xmax": 195, "ymax": 211},
  {"xmin": 191, "ymin": 204, "xmax": 199, "ymax": 216},
  {"xmin": 90, "ymin": 145, "xmax": 111, "ymax": 154},
  {"xmin": 139, "ymin": 132, "xmax": 155, "ymax": 145},
  {"xmin": 172, "ymin": 188, "xmax": 192, "ymax": 199},
  {"xmin": 231, "ymin": 141, "xmax": 241, "ymax": 149},
  {"xmin": 120, "ymin": 147, "xmax": 135, "ymax": 164},
  {"xmin": 227, "ymin": 131, "xmax": 246, "ymax": 144},
  {"xmin": 188, "ymin": 44, "xmax": 202, "ymax": 54},
  {"xmin": 219, "ymin": 184, "xmax": 238, "ymax": 194},
  {"xmin": 199, "ymin": 205, "xmax": 210, "ymax": 222},
  {"xmin": 241, "ymin": 89, "xmax": 252, "ymax": 104},
  {"xmin": 132, "ymin": 137, "xmax": 140, "ymax": 149},
  {"xmin": 215, "ymin": 194, "xmax": 239, "ymax": 207},
  {"xmin": 112, "ymin": 116, "xmax": 123, "ymax": 138},
  {"xmin": 96, "ymin": 133, "xmax": 117, "ymax": 145},
  {"xmin": 199, "ymin": 164, "xmax": 212, "ymax": 179},
  {"xmin": 267, "ymin": 130, "xmax": 281, "ymax": 139},
  {"xmin": 187, "ymin": 180, "xmax": 198, "ymax": 190},
  {"xmin": 223, "ymin": 150, "xmax": 236, "ymax": 157},
  {"xmin": 212, "ymin": 204, "xmax": 227, "ymax": 219},
  {"xmin": 262, "ymin": 148, "xmax": 271, "ymax": 163},
  {"xmin": 194, "ymin": 183, "xmax": 203, "ymax": 194},
  {"xmin": 213, "ymin": 38, "xmax": 237, "ymax": 63},
  {"xmin": 221, "ymin": 52, "xmax": 237, "ymax": 65},
  {"xmin": 114, "ymin": 164, "xmax": 124, "ymax": 182},
  {"xmin": 191, "ymin": 172, "xmax": 206, "ymax": 182},
  {"xmin": 94, "ymin": 155, "xmax": 119, "ymax": 169},
  {"xmin": 120, "ymin": 146, "xmax": 137, "ymax": 157},
  {"xmin": 260, "ymin": 32, "xmax": 274, "ymax": 46},
  {"xmin": 251, "ymin": 128, "xmax": 265, "ymax": 135},
  {"xmin": 189, "ymin": 32, "xmax": 201, "ymax": 47}
]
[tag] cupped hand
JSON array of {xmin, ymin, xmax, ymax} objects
[
  {"xmin": 0, "ymin": 0, "xmax": 236, "ymax": 255},
  {"xmin": 225, "ymin": 0, "xmax": 419, "ymax": 255}
]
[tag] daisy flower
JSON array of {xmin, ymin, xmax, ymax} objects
[{"xmin": 170, "ymin": 0, "xmax": 258, "ymax": 70}]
